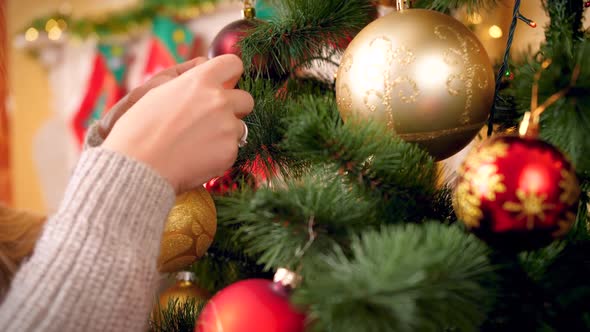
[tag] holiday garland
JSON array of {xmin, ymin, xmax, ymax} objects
[{"xmin": 20, "ymin": 0, "xmax": 227, "ymax": 40}]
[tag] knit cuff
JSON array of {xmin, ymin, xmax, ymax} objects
[{"xmin": 58, "ymin": 147, "xmax": 175, "ymax": 246}]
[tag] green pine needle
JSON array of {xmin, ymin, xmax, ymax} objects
[
  {"xmin": 189, "ymin": 210, "xmax": 270, "ymax": 293},
  {"xmin": 294, "ymin": 223, "xmax": 495, "ymax": 332},
  {"xmin": 413, "ymin": 0, "xmax": 499, "ymax": 13},
  {"xmin": 239, "ymin": 0, "xmax": 375, "ymax": 78},
  {"xmin": 282, "ymin": 95, "xmax": 437, "ymax": 222},
  {"xmin": 149, "ymin": 298, "xmax": 204, "ymax": 332},
  {"xmin": 498, "ymin": 1, "xmax": 590, "ymax": 187},
  {"xmin": 216, "ymin": 169, "xmax": 379, "ymax": 272}
]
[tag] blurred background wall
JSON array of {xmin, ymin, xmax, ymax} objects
[{"xmin": 7, "ymin": 0, "xmax": 139, "ymax": 212}]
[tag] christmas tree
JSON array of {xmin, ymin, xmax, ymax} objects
[{"xmin": 148, "ymin": 0, "xmax": 590, "ymax": 331}]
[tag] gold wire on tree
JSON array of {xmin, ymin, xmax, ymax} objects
[
  {"xmin": 518, "ymin": 59, "xmax": 581, "ymax": 137},
  {"xmin": 243, "ymin": 0, "xmax": 256, "ymax": 19},
  {"xmin": 271, "ymin": 215, "xmax": 316, "ymax": 291}
]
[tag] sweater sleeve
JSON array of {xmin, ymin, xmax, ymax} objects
[{"xmin": 0, "ymin": 147, "xmax": 175, "ymax": 331}]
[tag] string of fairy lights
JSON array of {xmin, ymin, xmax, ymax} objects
[
  {"xmin": 24, "ymin": 17, "xmax": 69, "ymax": 42},
  {"xmin": 18, "ymin": 0, "xmax": 227, "ymax": 45},
  {"xmin": 18, "ymin": 0, "xmax": 541, "ymax": 45}
]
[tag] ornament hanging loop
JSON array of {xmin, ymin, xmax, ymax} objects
[
  {"xmin": 273, "ymin": 268, "xmax": 302, "ymax": 290},
  {"xmin": 396, "ymin": 0, "xmax": 411, "ymax": 11},
  {"xmin": 242, "ymin": 0, "xmax": 256, "ymax": 19}
]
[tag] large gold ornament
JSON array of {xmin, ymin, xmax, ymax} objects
[
  {"xmin": 336, "ymin": 8, "xmax": 495, "ymax": 160},
  {"xmin": 157, "ymin": 188, "xmax": 217, "ymax": 273}
]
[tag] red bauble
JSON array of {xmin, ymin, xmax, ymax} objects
[
  {"xmin": 208, "ymin": 19, "xmax": 257, "ymax": 59},
  {"xmin": 209, "ymin": 18, "xmax": 283, "ymax": 79},
  {"xmin": 205, "ymin": 167, "xmax": 257, "ymax": 195},
  {"xmin": 454, "ymin": 135, "xmax": 580, "ymax": 250},
  {"xmin": 206, "ymin": 156, "xmax": 278, "ymax": 195},
  {"xmin": 196, "ymin": 279, "xmax": 306, "ymax": 332}
]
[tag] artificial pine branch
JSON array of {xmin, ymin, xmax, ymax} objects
[
  {"xmin": 504, "ymin": 39, "xmax": 590, "ymax": 182},
  {"xmin": 282, "ymin": 95, "xmax": 438, "ymax": 222},
  {"xmin": 499, "ymin": 0, "xmax": 590, "ymax": 184},
  {"xmin": 544, "ymin": 0, "xmax": 585, "ymax": 48},
  {"xmin": 235, "ymin": 78, "xmax": 292, "ymax": 172},
  {"xmin": 413, "ymin": 0, "xmax": 499, "ymax": 12},
  {"xmin": 488, "ymin": 236, "xmax": 590, "ymax": 331},
  {"xmin": 189, "ymin": 255, "xmax": 242, "ymax": 293},
  {"xmin": 239, "ymin": 0, "xmax": 375, "ymax": 77},
  {"xmin": 533, "ymin": 240, "xmax": 590, "ymax": 330},
  {"xmin": 480, "ymin": 252, "xmax": 546, "ymax": 332},
  {"xmin": 430, "ymin": 186, "xmax": 457, "ymax": 224},
  {"xmin": 567, "ymin": 194, "xmax": 590, "ymax": 242},
  {"xmin": 189, "ymin": 214, "xmax": 269, "ymax": 292},
  {"xmin": 293, "ymin": 223, "xmax": 495, "ymax": 332},
  {"xmin": 216, "ymin": 170, "xmax": 379, "ymax": 272},
  {"xmin": 149, "ymin": 298, "xmax": 204, "ymax": 332},
  {"xmin": 235, "ymin": 77, "xmax": 339, "ymax": 177}
]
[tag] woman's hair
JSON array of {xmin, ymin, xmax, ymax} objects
[{"xmin": 0, "ymin": 205, "xmax": 44, "ymax": 297}]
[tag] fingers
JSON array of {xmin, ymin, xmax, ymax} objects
[
  {"xmin": 222, "ymin": 75, "xmax": 242, "ymax": 90},
  {"xmin": 98, "ymin": 57, "xmax": 208, "ymax": 139},
  {"xmin": 136, "ymin": 58, "xmax": 207, "ymax": 98},
  {"xmin": 189, "ymin": 54, "xmax": 244, "ymax": 88},
  {"xmin": 153, "ymin": 57, "xmax": 207, "ymax": 79},
  {"xmin": 174, "ymin": 57, "xmax": 207, "ymax": 76},
  {"xmin": 225, "ymin": 89, "xmax": 255, "ymax": 119}
]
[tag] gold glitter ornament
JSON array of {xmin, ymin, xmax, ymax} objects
[
  {"xmin": 336, "ymin": 8, "xmax": 495, "ymax": 160},
  {"xmin": 157, "ymin": 188, "xmax": 217, "ymax": 273}
]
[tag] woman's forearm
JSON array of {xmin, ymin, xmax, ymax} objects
[{"xmin": 0, "ymin": 147, "xmax": 174, "ymax": 331}]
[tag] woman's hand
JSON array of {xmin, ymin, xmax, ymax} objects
[
  {"xmin": 97, "ymin": 57, "xmax": 208, "ymax": 139},
  {"xmin": 103, "ymin": 54, "xmax": 254, "ymax": 193}
]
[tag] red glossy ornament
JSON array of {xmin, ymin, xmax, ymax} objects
[
  {"xmin": 585, "ymin": 1, "xmax": 590, "ymax": 8},
  {"xmin": 205, "ymin": 167, "xmax": 257, "ymax": 195},
  {"xmin": 205, "ymin": 156, "xmax": 277, "ymax": 195},
  {"xmin": 208, "ymin": 19, "xmax": 257, "ymax": 59},
  {"xmin": 454, "ymin": 135, "xmax": 580, "ymax": 250},
  {"xmin": 195, "ymin": 279, "xmax": 306, "ymax": 332},
  {"xmin": 208, "ymin": 18, "xmax": 283, "ymax": 79}
]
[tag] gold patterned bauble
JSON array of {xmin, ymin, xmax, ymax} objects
[
  {"xmin": 153, "ymin": 272, "xmax": 209, "ymax": 322},
  {"xmin": 336, "ymin": 8, "xmax": 495, "ymax": 160},
  {"xmin": 157, "ymin": 188, "xmax": 217, "ymax": 273}
]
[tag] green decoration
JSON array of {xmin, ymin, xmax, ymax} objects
[
  {"xmin": 98, "ymin": 43, "xmax": 127, "ymax": 84},
  {"xmin": 152, "ymin": 16, "xmax": 194, "ymax": 63},
  {"xmin": 254, "ymin": 0, "xmax": 277, "ymax": 20}
]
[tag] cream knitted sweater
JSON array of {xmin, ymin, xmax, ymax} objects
[{"xmin": 0, "ymin": 125, "xmax": 176, "ymax": 331}]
